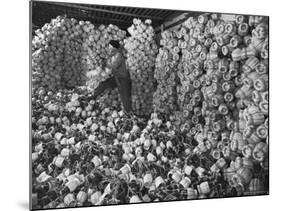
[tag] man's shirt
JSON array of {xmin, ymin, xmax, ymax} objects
[{"xmin": 109, "ymin": 51, "xmax": 130, "ymax": 79}]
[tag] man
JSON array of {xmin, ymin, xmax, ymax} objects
[{"xmin": 85, "ymin": 40, "xmax": 132, "ymax": 114}]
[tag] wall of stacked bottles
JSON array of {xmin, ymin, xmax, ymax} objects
[
  {"xmin": 124, "ymin": 19, "xmax": 158, "ymax": 116},
  {"xmin": 31, "ymin": 12, "xmax": 269, "ymax": 210},
  {"xmin": 32, "ymin": 16, "xmax": 127, "ymax": 90},
  {"xmin": 153, "ymin": 12, "xmax": 269, "ymax": 195}
]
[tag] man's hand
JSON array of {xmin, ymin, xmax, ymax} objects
[{"xmin": 106, "ymin": 59, "xmax": 112, "ymax": 69}]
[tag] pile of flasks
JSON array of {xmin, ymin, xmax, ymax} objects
[{"xmin": 31, "ymin": 13, "xmax": 269, "ymax": 209}]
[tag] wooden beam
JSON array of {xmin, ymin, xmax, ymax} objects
[
  {"xmin": 123, "ymin": 7, "xmax": 137, "ymax": 22},
  {"xmin": 92, "ymin": 18, "xmax": 131, "ymax": 26},
  {"xmin": 154, "ymin": 12, "xmax": 187, "ymax": 33},
  {"xmin": 112, "ymin": 6, "xmax": 121, "ymax": 20},
  {"xmin": 161, "ymin": 24, "xmax": 164, "ymax": 32},
  {"xmin": 44, "ymin": 2, "xmax": 165, "ymax": 21},
  {"xmin": 93, "ymin": 16, "xmax": 132, "ymax": 25},
  {"xmin": 163, "ymin": 11, "xmax": 177, "ymax": 21},
  {"xmin": 152, "ymin": 9, "xmax": 167, "ymax": 18}
]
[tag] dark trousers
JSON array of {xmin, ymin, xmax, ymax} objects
[
  {"xmin": 93, "ymin": 76, "xmax": 132, "ymax": 113},
  {"xmin": 115, "ymin": 76, "xmax": 132, "ymax": 113}
]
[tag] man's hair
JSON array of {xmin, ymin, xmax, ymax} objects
[{"xmin": 109, "ymin": 40, "xmax": 121, "ymax": 49}]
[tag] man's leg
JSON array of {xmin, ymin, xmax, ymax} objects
[
  {"xmin": 92, "ymin": 76, "xmax": 117, "ymax": 99},
  {"xmin": 116, "ymin": 76, "xmax": 132, "ymax": 114}
]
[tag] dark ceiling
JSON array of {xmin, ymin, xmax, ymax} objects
[{"xmin": 31, "ymin": 1, "xmax": 183, "ymax": 32}]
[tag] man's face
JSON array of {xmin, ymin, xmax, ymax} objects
[{"xmin": 108, "ymin": 44, "xmax": 118, "ymax": 56}]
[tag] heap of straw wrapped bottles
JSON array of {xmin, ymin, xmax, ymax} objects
[
  {"xmin": 31, "ymin": 12, "xmax": 269, "ymax": 210},
  {"xmin": 83, "ymin": 24, "xmax": 127, "ymax": 90},
  {"xmin": 153, "ymin": 13, "xmax": 269, "ymax": 192},
  {"xmin": 124, "ymin": 19, "xmax": 158, "ymax": 116},
  {"xmin": 153, "ymin": 30, "xmax": 179, "ymax": 114},
  {"xmin": 32, "ymin": 16, "xmax": 126, "ymax": 90}
]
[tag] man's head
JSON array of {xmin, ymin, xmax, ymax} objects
[{"xmin": 109, "ymin": 40, "xmax": 121, "ymax": 55}]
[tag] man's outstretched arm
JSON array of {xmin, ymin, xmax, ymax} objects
[{"xmin": 83, "ymin": 77, "xmax": 117, "ymax": 101}]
